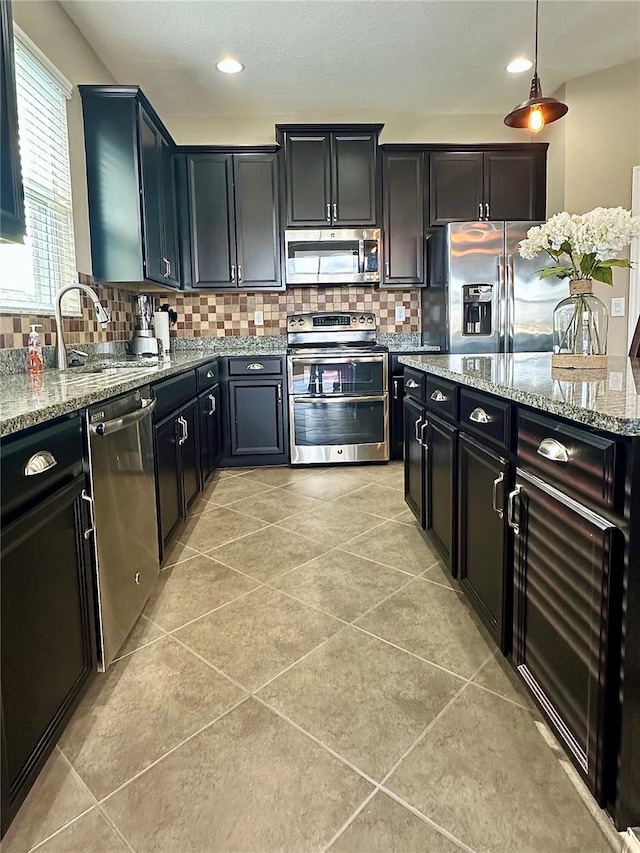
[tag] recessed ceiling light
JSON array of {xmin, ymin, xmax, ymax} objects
[
  {"xmin": 506, "ymin": 58, "xmax": 533, "ymax": 74},
  {"xmin": 216, "ymin": 58, "xmax": 244, "ymax": 74}
]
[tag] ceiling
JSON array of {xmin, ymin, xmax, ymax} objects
[{"xmin": 60, "ymin": 0, "xmax": 640, "ymax": 121}]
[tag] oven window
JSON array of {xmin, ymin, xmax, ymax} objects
[
  {"xmin": 290, "ymin": 359, "xmax": 384, "ymax": 396},
  {"xmin": 287, "ymin": 242, "xmax": 358, "ymax": 277},
  {"xmin": 292, "ymin": 399, "xmax": 386, "ymax": 446}
]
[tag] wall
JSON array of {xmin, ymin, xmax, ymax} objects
[{"xmin": 562, "ymin": 59, "xmax": 640, "ymax": 356}]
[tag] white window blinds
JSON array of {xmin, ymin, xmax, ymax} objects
[{"xmin": 0, "ymin": 29, "xmax": 79, "ymax": 315}]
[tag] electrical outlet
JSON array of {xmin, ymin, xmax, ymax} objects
[
  {"xmin": 611, "ymin": 297, "xmax": 626, "ymax": 317},
  {"xmin": 609, "ymin": 371, "xmax": 623, "ymax": 392},
  {"xmin": 395, "ymin": 305, "xmax": 406, "ymax": 323},
  {"xmin": 253, "ymin": 310, "xmax": 264, "ymax": 326}
]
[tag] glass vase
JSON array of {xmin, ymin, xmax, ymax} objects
[{"xmin": 552, "ymin": 279, "xmax": 608, "ymax": 369}]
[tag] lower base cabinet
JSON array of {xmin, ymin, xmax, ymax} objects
[
  {"xmin": 510, "ymin": 468, "xmax": 619, "ymax": 801},
  {"xmin": 1, "ymin": 474, "xmax": 96, "ymax": 835},
  {"xmin": 198, "ymin": 383, "xmax": 221, "ymax": 487},
  {"xmin": 458, "ymin": 433, "xmax": 509, "ymax": 649}
]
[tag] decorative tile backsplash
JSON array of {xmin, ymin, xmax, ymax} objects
[{"xmin": 0, "ymin": 280, "xmax": 420, "ymax": 349}]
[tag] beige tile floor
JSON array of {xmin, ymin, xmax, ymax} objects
[{"xmin": 4, "ymin": 463, "xmax": 619, "ymax": 853}]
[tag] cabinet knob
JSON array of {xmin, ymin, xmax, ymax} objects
[
  {"xmin": 536, "ymin": 438, "xmax": 569, "ymax": 464},
  {"xmin": 430, "ymin": 389, "xmax": 446, "ymax": 402},
  {"xmin": 206, "ymin": 370, "xmax": 214, "ymax": 378},
  {"xmin": 246, "ymin": 362, "xmax": 265, "ymax": 371},
  {"xmin": 469, "ymin": 407, "xmax": 490, "ymax": 424},
  {"xmin": 24, "ymin": 450, "xmax": 57, "ymax": 476},
  {"xmin": 406, "ymin": 378, "xmax": 419, "ymax": 389}
]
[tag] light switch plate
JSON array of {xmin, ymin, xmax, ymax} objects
[
  {"xmin": 395, "ymin": 305, "xmax": 406, "ymax": 323},
  {"xmin": 611, "ymin": 297, "xmax": 626, "ymax": 317},
  {"xmin": 254, "ymin": 310, "xmax": 264, "ymax": 326}
]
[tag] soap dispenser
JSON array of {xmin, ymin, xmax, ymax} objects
[{"xmin": 27, "ymin": 324, "xmax": 44, "ymax": 373}]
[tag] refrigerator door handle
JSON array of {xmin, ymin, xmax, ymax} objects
[
  {"xmin": 506, "ymin": 253, "xmax": 515, "ymax": 353},
  {"xmin": 497, "ymin": 253, "xmax": 506, "ymax": 353}
]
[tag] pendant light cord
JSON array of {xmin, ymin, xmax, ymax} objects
[{"xmin": 534, "ymin": 0, "xmax": 539, "ymax": 76}]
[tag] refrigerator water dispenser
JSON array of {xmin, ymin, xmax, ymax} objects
[{"xmin": 463, "ymin": 285, "xmax": 493, "ymax": 335}]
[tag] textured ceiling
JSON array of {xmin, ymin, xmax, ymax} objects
[{"xmin": 60, "ymin": 0, "xmax": 640, "ymax": 119}]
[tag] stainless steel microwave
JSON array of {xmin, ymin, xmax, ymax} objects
[{"xmin": 284, "ymin": 229, "xmax": 381, "ymax": 286}]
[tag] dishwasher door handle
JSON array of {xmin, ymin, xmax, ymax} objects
[{"xmin": 90, "ymin": 398, "xmax": 157, "ymax": 436}]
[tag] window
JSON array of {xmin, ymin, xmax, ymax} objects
[{"xmin": 0, "ymin": 27, "xmax": 79, "ymax": 315}]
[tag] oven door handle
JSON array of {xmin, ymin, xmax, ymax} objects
[
  {"xmin": 292, "ymin": 395, "xmax": 385, "ymax": 404},
  {"xmin": 289, "ymin": 356, "xmax": 384, "ymax": 366}
]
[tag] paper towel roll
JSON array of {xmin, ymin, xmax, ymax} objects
[{"xmin": 153, "ymin": 312, "xmax": 171, "ymax": 355}]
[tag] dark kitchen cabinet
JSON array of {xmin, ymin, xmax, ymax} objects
[
  {"xmin": 180, "ymin": 151, "xmax": 280, "ymax": 290},
  {"xmin": 382, "ymin": 150, "xmax": 425, "ymax": 287},
  {"xmin": 425, "ymin": 413, "xmax": 458, "ymax": 572},
  {"xmin": 429, "ymin": 146, "xmax": 547, "ymax": 225},
  {"xmin": 80, "ymin": 86, "xmax": 180, "ymax": 287},
  {"xmin": 458, "ymin": 432, "xmax": 508, "ymax": 646},
  {"xmin": 1, "ymin": 417, "xmax": 96, "ymax": 837},
  {"xmin": 0, "ymin": 0, "xmax": 25, "ymax": 243},
  {"xmin": 152, "ymin": 372, "xmax": 200, "ymax": 560},
  {"xmin": 510, "ymin": 468, "xmax": 618, "ymax": 801},
  {"xmin": 198, "ymin": 384, "xmax": 221, "ymax": 487},
  {"xmin": 278, "ymin": 125, "xmax": 382, "ymax": 227},
  {"xmin": 403, "ymin": 395, "xmax": 425, "ymax": 525}
]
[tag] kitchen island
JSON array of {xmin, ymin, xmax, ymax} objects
[{"xmin": 398, "ymin": 351, "xmax": 640, "ymax": 832}]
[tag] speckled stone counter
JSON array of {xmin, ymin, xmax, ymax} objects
[
  {"xmin": 398, "ymin": 352, "xmax": 640, "ymax": 436},
  {"xmin": 0, "ymin": 337, "xmax": 289, "ymax": 438},
  {"xmin": 378, "ymin": 332, "xmax": 442, "ymax": 353}
]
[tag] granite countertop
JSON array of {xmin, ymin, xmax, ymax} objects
[
  {"xmin": 0, "ymin": 337, "xmax": 289, "ymax": 438},
  {"xmin": 398, "ymin": 352, "xmax": 640, "ymax": 436}
]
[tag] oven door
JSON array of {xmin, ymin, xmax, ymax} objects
[{"xmin": 287, "ymin": 354, "xmax": 389, "ymax": 465}]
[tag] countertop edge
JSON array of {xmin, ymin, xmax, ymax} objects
[{"xmin": 398, "ymin": 354, "xmax": 640, "ymax": 437}]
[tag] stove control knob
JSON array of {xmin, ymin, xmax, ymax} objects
[
  {"xmin": 367, "ymin": 316, "xmax": 374, "ymax": 324},
  {"xmin": 359, "ymin": 316, "xmax": 365, "ymax": 324},
  {"xmin": 289, "ymin": 317, "xmax": 296, "ymax": 326},
  {"xmin": 298, "ymin": 318, "xmax": 305, "ymax": 326},
  {"xmin": 352, "ymin": 316, "xmax": 357, "ymax": 324}
]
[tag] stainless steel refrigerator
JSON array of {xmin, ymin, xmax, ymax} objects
[{"xmin": 423, "ymin": 221, "xmax": 569, "ymax": 353}]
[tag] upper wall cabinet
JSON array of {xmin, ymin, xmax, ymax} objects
[
  {"xmin": 0, "ymin": 0, "xmax": 26, "ymax": 243},
  {"xmin": 381, "ymin": 149, "xmax": 426, "ymax": 287},
  {"xmin": 79, "ymin": 86, "xmax": 180, "ymax": 287},
  {"xmin": 278, "ymin": 125, "xmax": 382, "ymax": 227},
  {"xmin": 178, "ymin": 150, "xmax": 281, "ymax": 290},
  {"xmin": 429, "ymin": 146, "xmax": 547, "ymax": 226}
]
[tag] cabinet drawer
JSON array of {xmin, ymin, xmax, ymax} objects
[
  {"xmin": 152, "ymin": 370, "xmax": 197, "ymax": 421},
  {"xmin": 425, "ymin": 376, "xmax": 458, "ymax": 421},
  {"xmin": 1, "ymin": 415, "xmax": 83, "ymax": 517},
  {"xmin": 518, "ymin": 411, "xmax": 616, "ymax": 509},
  {"xmin": 228, "ymin": 356, "xmax": 283, "ymax": 376},
  {"xmin": 459, "ymin": 388, "xmax": 511, "ymax": 449},
  {"xmin": 403, "ymin": 367, "xmax": 425, "ymax": 401},
  {"xmin": 196, "ymin": 359, "xmax": 219, "ymax": 391}
]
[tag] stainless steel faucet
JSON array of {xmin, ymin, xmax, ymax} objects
[{"xmin": 54, "ymin": 283, "xmax": 111, "ymax": 371}]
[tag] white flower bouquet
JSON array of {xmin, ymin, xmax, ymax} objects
[{"xmin": 519, "ymin": 207, "xmax": 640, "ymax": 285}]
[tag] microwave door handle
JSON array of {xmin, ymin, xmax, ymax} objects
[{"xmin": 358, "ymin": 240, "xmax": 365, "ymax": 274}]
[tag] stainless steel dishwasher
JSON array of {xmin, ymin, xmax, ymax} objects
[{"xmin": 86, "ymin": 387, "xmax": 159, "ymax": 670}]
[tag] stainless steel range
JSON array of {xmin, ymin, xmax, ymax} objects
[{"xmin": 287, "ymin": 311, "xmax": 389, "ymax": 465}]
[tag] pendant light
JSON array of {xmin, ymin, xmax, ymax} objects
[{"xmin": 504, "ymin": 0, "xmax": 568, "ymax": 133}]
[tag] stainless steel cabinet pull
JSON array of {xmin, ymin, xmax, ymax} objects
[
  {"xmin": 208, "ymin": 394, "xmax": 216, "ymax": 415},
  {"xmin": 385, "ymin": 261, "xmax": 390, "ymax": 278},
  {"xmin": 326, "ymin": 203, "xmax": 331, "ymax": 222},
  {"xmin": 393, "ymin": 379, "xmax": 399, "ymax": 400},
  {"xmin": 507, "ymin": 485, "xmax": 522, "ymax": 535},
  {"xmin": 414, "ymin": 416, "xmax": 423, "ymax": 442},
  {"xmin": 430, "ymin": 389, "xmax": 446, "ymax": 402},
  {"xmin": 492, "ymin": 472, "xmax": 505, "ymax": 519},
  {"xmin": 246, "ymin": 362, "xmax": 264, "ymax": 370},
  {"xmin": 177, "ymin": 416, "xmax": 188, "ymax": 445},
  {"xmin": 406, "ymin": 378, "xmax": 419, "ymax": 389},
  {"xmin": 536, "ymin": 438, "xmax": 569, "ymax": 464},
  {"xmin": 206, "ymin": 370, "xmax": 214, "ymax": 378},
  {"xmin": 478, "ymin": 202, "xmax": 483, "ymax": 220},
  {"xmin": 231, "ymin": 264, "xmax": 236, "ymax": 282},
  {"xmin": 420, "ymin": 420, "xmax": 429, "ymax": 447},
  {"xmin": 134, "ymin": 572, "xmax": 141, "ymax": 585},
  {"xmin": 469, "ymin": 407, "xmax": 490, "ymax": 424},
  {"xmin": 237, "ymin": 264, "xmax": 242, "ymax": 282},
  {"xmin": 24, "ymin": 450, "xmax": 57, "ymax": 476},
  {"xmin": 81, "ymin": 489, "xmax": 95, "ymax": 540},
  {"xmin": 485, "ymin": 202, "xmax": 490, "ymax": 220},
  {"xmin": 333, "ymin": 202, "xmax": 338, "ymax": 221},
  {"xmin": 277, "ymin": 383, "xmax": 282, "ymax": 403}
]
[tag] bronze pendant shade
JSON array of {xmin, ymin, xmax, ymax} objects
[{"xmin": 504, "ymin": 0, "xmax": 568, "ymax": 132}]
